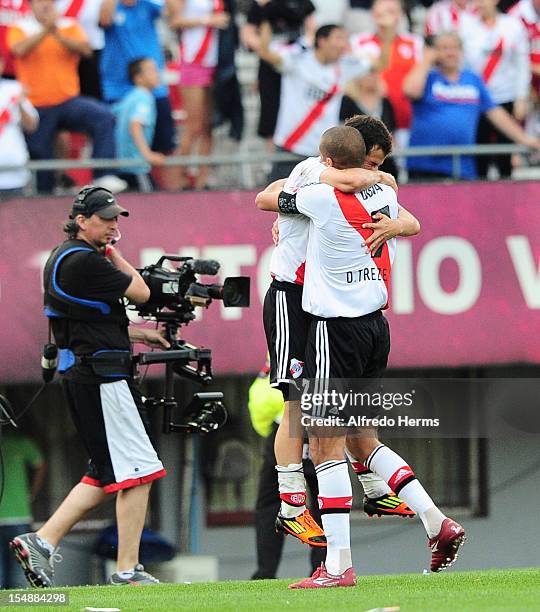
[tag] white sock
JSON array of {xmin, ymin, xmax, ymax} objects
[
  {"xmin": 36, "ymin": 535, "xmax": 55, "ymax": 554},
  {"xmin": 276, "ymin": 463, "xmax": 306, "ymax": 518},
  {"xmin": 316, "ymin": 460, "xmax": 352, "ymax": 575},
  {"xmin": 345, "ymin": 448, "xmax": 391, "ymax": 498},
  {"xmin": 118, "ymin": 567, "xmax": 136, "ymax": 578},
  {"xmin": 418, "ymin": 506, "xmax": 447, "ymax": 539},
  {"xmin": 366, "ymin": 444, "xmax": 446, "ymax": 537}
]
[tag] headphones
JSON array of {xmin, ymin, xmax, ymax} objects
[{"xmin": 70, "ymin": 185, "xmax": 114, "ymax": 218}]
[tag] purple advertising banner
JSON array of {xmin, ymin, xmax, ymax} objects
[{"xmin": 1, "ymin": 181, "xmax": 539, "ymax": 383}]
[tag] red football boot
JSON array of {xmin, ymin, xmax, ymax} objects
[
  {"xmin": 429, "ymin": 518, "xmax": 466, "ymax": 572},
  {"xmin": 288, "ymin": 563, "xmax": 356, "ymax": 589}
]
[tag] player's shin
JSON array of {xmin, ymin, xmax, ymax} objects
[
  {"xmin": 275, "ymin": 401, "xmax": 306, "ymax": 517},
  {"xmin": 316, "ymin": 460, "xmax": 353, "ymax": 575},
  {"xmin": 276, "ymin": 463, "xmax": 306, "ymax": 517}
]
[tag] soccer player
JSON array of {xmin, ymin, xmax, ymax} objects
[
  {"xmin": 282, "ymin": 126, "xmax": 399, "ymax": 587},
  {"xmin": 257, "ymin": 119, "xmax": 465, "ymax": 586},
  {"xmin": 257, "ymin": 116, "xmax": 419, "ymax": 547}
]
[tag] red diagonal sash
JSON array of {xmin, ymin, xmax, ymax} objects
[
  {"xmin": 0, "ymin": 95, "xmax": 19, "ymax": 138},
  {"xmin": 282, "ymin": 66, "xmax": 341, "ymax": 151},
  {"xmin": 193, "ymin": 0, "xmax": 224, "ymax": 65},
  {"xmin": 450, "ymin": 4, "xmax": 459, "ymax": 28},
  {"xmin": 333, "ymin": 189, "xmax": 392, "ymax": 308},
  {"xmin": 482, "ymin": 38, "xmax": 504, "ymax": 83},
  {"xmin": 64, "ymin": 0, "xmax": 85, "ymax": 18}
]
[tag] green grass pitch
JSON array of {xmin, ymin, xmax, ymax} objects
[{"xmin": 3, "ymin": 568, "xmax": 539, "ymax": 612}]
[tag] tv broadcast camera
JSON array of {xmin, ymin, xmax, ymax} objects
[{"xmin": 132, "ymin": 254, "xmax": 250, "ymax": 436}]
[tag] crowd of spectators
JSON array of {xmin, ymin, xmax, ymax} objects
[{"xmin": 0, "ymin": 0, "xmax": 539, "ymax": 195}]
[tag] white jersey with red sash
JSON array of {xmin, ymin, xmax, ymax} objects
[
  {"xmin": 55, "ymin": 0, "xmax": 104, "ymax": 50},
  {"xmin": 0, "ymin": 79, "xmax": 37, "ymax": 188},
  {"xmin": 510, "ymin": 0, "xmax": 540, "ymax": 95},
  {"xmin": 273, "ymin": 49, "xmax": 370, "ymax": 156},
  {"xmin": 293, "ymin": 182, "xmax": 398, "ymax": 318},
  {"xmin": 460, "ymin": 12, "xmax": 530, "ymax": 104},
  {"xmin": 270, "ymin": 156, "xmax": 325, "ymax": 285},
  {"xmin": 424, "ymin": 0, "xmax": 476, "ymax": 35},
  {"xmin": 179, "ymin": 0, "xmax": 223, "ymax": 67}
]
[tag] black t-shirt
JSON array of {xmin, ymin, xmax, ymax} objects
[
  {"xmin": 51, "ymin": 247, "xmax": 132, "ymax": 383},
  {"xmin": 247, "ymin": 0, "xmax": 315, "ymax": 39}
]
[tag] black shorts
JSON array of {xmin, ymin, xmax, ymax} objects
[
  {"xmin": 152, "ymin": 96, "xmax": 177, "ymax": 154},
  {"xmin": 263, "ymin": 280, "xmax": 310, "ymax": 391},
  {"xmin": 63, "ymin": 378, "xmax": 166, "ymax": 493},
  {"xmin": 304, "ymin": 311, "xmax": 390, "ymax": 380}
]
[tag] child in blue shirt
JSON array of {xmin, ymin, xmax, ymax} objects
[{"xmin": 114, "ymin": 57, "xmax": 165, "ymax": 191}]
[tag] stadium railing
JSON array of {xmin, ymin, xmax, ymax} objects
[{"xmin": 0, "ymin": 143, "xmax": 535, "ymax": 195}]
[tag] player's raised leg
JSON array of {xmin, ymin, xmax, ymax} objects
[{"xmin": 348, "ymin": 437, "xmax": 465, "ymax": 572}]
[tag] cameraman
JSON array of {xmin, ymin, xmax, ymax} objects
[{"xmin": 10, "ymin": 186, "xmax": 169, "ymax": 588}]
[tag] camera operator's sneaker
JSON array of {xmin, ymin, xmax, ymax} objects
[
  {"xmin": 288, "ymin": 563, "xmax": 356, "ymax": 589},
  {"xmin": 109, "ymin": 564, "xmax": 160, "ymax": 586},
  {"xmin": 275, "ymin": 509, "xmax": 327, "ymax": 548},
  {"xmin": 429, "ymin": 518, "xmax": 466, "ymax": 572},
  {"xmin": 9, "ymin": 533, "xmax": 60, "ymax": 588},
  {"xmin": 364, "ymin": 493, "xmax": 415, "ymax": 518}
]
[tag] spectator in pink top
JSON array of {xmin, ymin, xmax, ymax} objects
[{"xmin": 168, "ymin": 0, "xmax": 230, "ymax": 190}]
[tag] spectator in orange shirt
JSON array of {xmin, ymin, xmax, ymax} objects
[
  {"xmin": 350, "ymin": 0, "xmax": 423, "ymax": 155},
  {"xmin": 8, "ymin": 0, "xmax": 125, "ymax": 193}
]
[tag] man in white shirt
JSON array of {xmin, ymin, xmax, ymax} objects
[
  {"xmin": 256, "ymin": 22, "xmax": 371, "ymax": 182},
  {"xmin": 511, "ymin": 0, "xmax": 540, "ymax": 99},
  {"xmin": 460, "ymin": 0, "xmax": 530, "ymax": 177},
  {"xmin": 0, "ymin": 54, "xmax": 38, "ymax": 196}
]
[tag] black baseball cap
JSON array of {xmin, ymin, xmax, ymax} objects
[{"xmin": 70, "ymin": 186, "xmax": 129, "ymax": 220}]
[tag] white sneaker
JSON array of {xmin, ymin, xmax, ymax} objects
[{"xmin": 93, "ymin": 175, "xmax": 128, "ymax": 194}]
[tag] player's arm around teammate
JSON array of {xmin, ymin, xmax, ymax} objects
[{"xmin": 256, "ymin": 168, "xmax": 420, "ymax": 256}]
